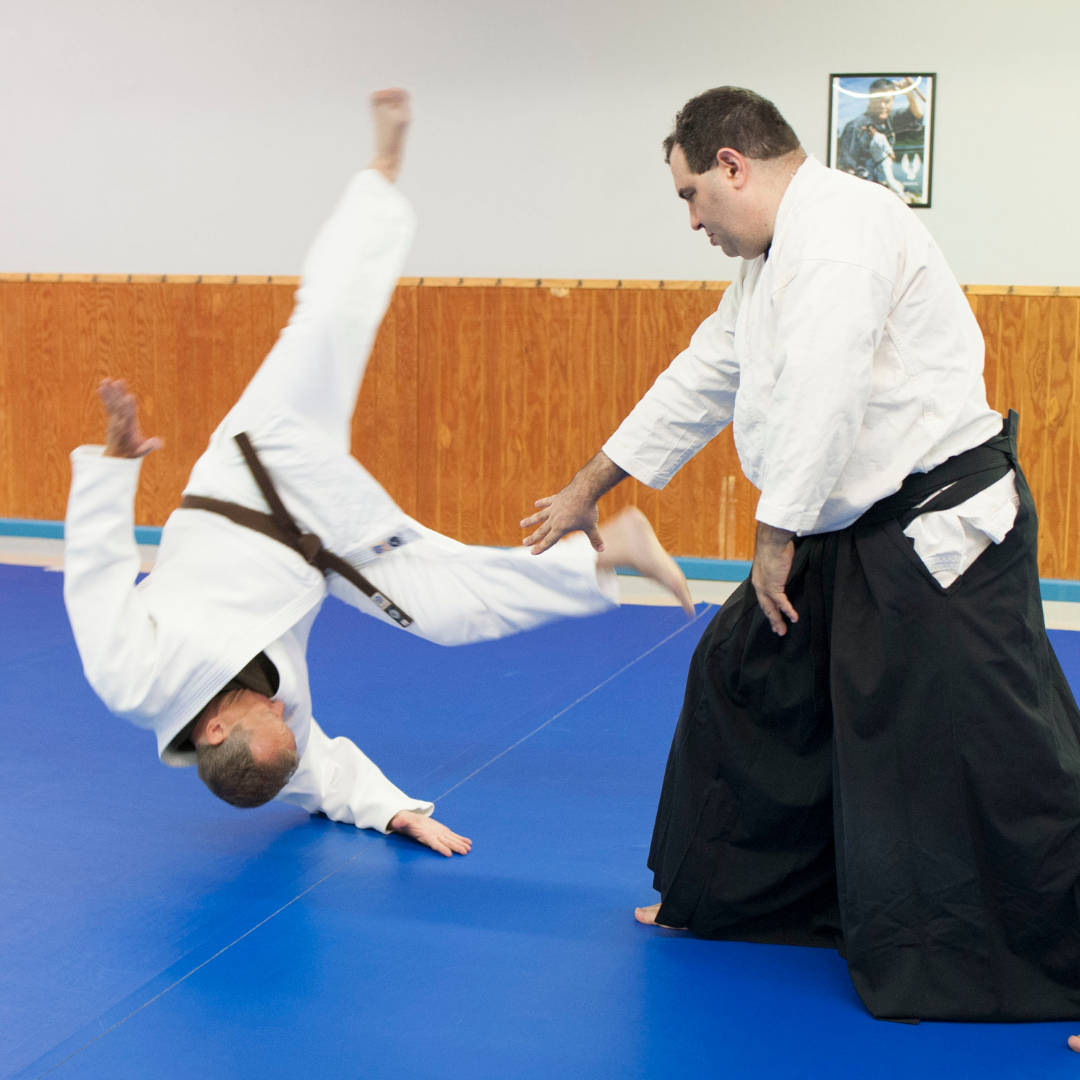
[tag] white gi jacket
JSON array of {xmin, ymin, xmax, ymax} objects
[
  {"xmin": 63, "ymin": 448, "xmax": 432, "ymax": 832},
  {"xmin": 603, "ymin": 156, "xmax": 1014, "ymax": 573},
  {"xmin": 63, "ymin": 170, "xmax": 616, "ymax": 832}
]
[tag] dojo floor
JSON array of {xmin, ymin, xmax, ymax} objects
[{"xmin": 5, "ymin": 551, "xmax": 1080, "ymax": 1080}]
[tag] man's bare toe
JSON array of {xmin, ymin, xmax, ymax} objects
[
  {"xmin": 1068, "ymin": 1034, "xmax": 1080, "ymax": 1053},
  {"xmin": 634, "ymin": 903, "xmax": 687, "ymax": 929},
  {"xmin": 634, "ymin": 903, "xmax": 661, "ymax": 925}
]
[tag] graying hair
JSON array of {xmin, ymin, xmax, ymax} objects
[{"xmin": 195, "ymin": 693, "xmax": 298, "ymax": 808}]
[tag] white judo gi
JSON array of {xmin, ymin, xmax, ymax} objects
[{"xmin": 64, "ymin": 170, "xmax": 617, "ymax": 833}]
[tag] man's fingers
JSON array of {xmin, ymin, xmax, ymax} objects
[
  {"xmin": 756, "ymin": 591, "xmax": 788, "ymax": 637},
  {"xmin": 585, "ymin": 524, "xmax": 605, "ymax": 552},
  {"xmin": 777, "ymin": 593, "xmax": 799, "ymax": 624},
  {"xmin": 529, "ymin": 534, "xmax": 558, "ymax": 556}
]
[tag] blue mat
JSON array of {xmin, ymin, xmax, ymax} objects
[{"xmin": 3, "ymin": 564, "xmax": 1079, "ymax": 1078}]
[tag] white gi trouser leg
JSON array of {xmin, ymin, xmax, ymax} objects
[{"xmin": 184, "ymin": 169, "xmax": 617, "ymax": 646}]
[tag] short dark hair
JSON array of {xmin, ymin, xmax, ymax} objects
[
  {"xmin": 663, "ymin": 86, "xmax": 801, "ymax": 172},
  {"xmin": 868, "ymin": 78, "xmax": 896, "ymax": 95},
  {"xmin": 196, "ymin": 721, "xmax": 298, "ymax": 808}
]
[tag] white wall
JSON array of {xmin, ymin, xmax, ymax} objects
[{"xmin": 2, "ymin": 0, "xmax": 1077, "ymax": 284}]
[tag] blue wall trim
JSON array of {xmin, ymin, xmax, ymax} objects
[
  {"xmin": 1, "ymin": 518, "xmax": 163, "ymax": 545},
  {"xmin": 5, "ymin": 517, "xmax": 1080, "ymax": 602}
]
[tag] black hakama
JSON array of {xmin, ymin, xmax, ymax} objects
[{"xmin": 649, "ymin": 416, "xmax": 1080, "ymax": 1020}]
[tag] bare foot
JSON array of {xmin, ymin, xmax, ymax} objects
[
  {"xmin": 634, "ymin": 903, "xmax": 687, "ymax": 929},
  {"xmin": 1068, "ymin": 1035, "xmax": 1080, "ymax": 1053},
  {"xmin": 370, "ymin": 88, "xmax": 410, "ymax": 181},
  {"xmin": 597, "ymin": 508, "xmax": 694, "ymax": 616}
]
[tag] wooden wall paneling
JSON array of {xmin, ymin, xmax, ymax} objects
[
  {"xmin": 628, "ymin": 288, "xmax": 668, "ymax": 537},
  {"xmin": 995, "ymin": 294, "xmax": 1027, "ymax": 452},
  {"xmin": 392, "ymin": 284, "xmax": 422, "ymax": 519},
  {"xmin": 541, "ymin": 287, "xmax": 573, "ymax": 515},
  {"xmin": 453, "ymin": 284, "xmax": 486, "ymax": 542},
  {"xmin": 25, "ymin": 282, "xmax": 66, "ymax": 521},
  {"xmin": 1051, "ymin": 297, "xmax": 1080, "ymax": 574},
  {"xmin": 978, "ymin": 292, "xmax": 1000, "ymax": 406},
  {"xmin": 1039, "ymin": 295, "xmax": 1072, "ymax": 576},
  {"xmin": 413, "ymin": 287, "xmax": 444, "ymax": 532},
  {"xmin": 570, "ymin": 286, "xmax": 621, "ymax": 540},
  {"xmin": 607, "ymin": 289, "xmax": 642, "ymax": 522},
  {"xmin": 3, "ymin": 279, "xmax": 1079, "ymax": 576},
  {"xmin": 122, "ymin": 282, "xmax": 156, "ymax": 524},
  {"xmin": 559, "ymin": 289, "xmax": 591, "ymax": 514},
  {"xmin": 0, "ymin": 282, "xmax": 17, "ymax": 514},
  {"xmin": 353, "ymin": 285, "xmax": 421, "ymax": 519},
  {"xmin": 653, "ymin": 289, "xmax": 718, "ymax": 557},
  {"xmin": 496, "ymin": 286, "xmax": 534, "ymax": 546},
  {"xmin": 159, "ymin": 283, "xmax": 198, "ymax": 519},
  {"xmin": 521, "ymin": 287, "xmax": 562, "ymax": 525},
  {"xmin": 1021, "ymin": 296, "xmax": 1053, "ymax": 570},
  {"xmin": 475, "ymin": 286, "xmax": 510, "ymax": 542}
]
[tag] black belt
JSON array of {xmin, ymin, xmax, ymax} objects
[
  {"xmin": 858, "ymin": 410, "xmax": 1018, "ymax": 530},
  {"xmin": 180, "ymin": 432, "xmax": 413, "ymax": 628}
]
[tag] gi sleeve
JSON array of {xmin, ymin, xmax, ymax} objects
[
  {"xmin": 754, "ymin": 260, "xmax": 892, "ymax": 533},
  {"xmin": 276, "ymin": 717, "xmax": 434, "ymax": 833},
  {"xmin": 63, "ymin": 446, "xmax": 159, "ymax": 714},
  {"xmin": 602, "ymin": 276, "xmax": 742, "ymax": 488}
]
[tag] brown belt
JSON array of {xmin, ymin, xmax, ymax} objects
[{"xmin": 180, "ymin": 432, "xmax": 413, "ymax": 628}]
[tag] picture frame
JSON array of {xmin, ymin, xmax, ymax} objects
[{"xmin": 827, "ymin": 73, "xmax": 936, "ymax": 208}]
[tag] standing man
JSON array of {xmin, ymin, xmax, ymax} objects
[
  {"xmin": 64, "ymin": 90, "xmax": 692, "ymax": 857},
  {"xmin": 523, "ymin": 86, "xmax": 1080, "ymax": 1025}
]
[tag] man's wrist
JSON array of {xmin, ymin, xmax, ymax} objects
[
  {"xmin": 755, "ymin": 521, "xmax": 795, "ymax": 549},
  {"xmin": 573, "ymin": 451, "xmax": 626, "ymax": 502}
]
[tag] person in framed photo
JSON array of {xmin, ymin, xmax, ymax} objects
[{"xmin": 836, "ymin": 77, "xmax": 925, "ymax": 202}]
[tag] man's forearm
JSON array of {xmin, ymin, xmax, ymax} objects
[{"xmin": 570, "ymin": 451, "xmax": 628, "ymax": 503}]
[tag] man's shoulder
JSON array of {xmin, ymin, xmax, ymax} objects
[{"xmin": 777, "ymin": 161, "xmax": 920, "ymax": 275}]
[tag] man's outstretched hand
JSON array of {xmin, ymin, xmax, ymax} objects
[
  {"xmin": 388, "ymin": 810, "xmax": 472, "ymax": 857},
  {"xmin": 521, "ymin": 484, "xmax": 603, "ymax": 555},
  {"xmin": 520, "ymin": 451, "xmax": 627, "ymax": 555},
  {"xmin": 98, "ymin": 378, "xmax": 163, "ymax": 459}
]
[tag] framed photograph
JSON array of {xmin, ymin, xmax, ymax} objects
[{"xmin": 827, "ymin": 73, "xmax": 935, "ymax": 207}]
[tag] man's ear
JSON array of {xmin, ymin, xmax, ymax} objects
[
  {"xmin": 203, "ymin": 717, "xmax": 228, "ymax": 746},
  {"xmin": 716, "ymin": 147, "xmax": 747, "ymax": 185},
  {"xmin": 192, "ymin": 709, "xmax": 228, "ymax": 748}
]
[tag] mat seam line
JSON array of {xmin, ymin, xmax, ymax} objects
[
  {"xmin": 25, "ymin": 604, "xmax": 714, "ymax": 1078},
  {"xmin": 434, "ymin": 605, "xmax": 715, "ymax": 802},
  {"xmin": 26, "ymin": 857, "xmax": 362, "ymax": 1080}
]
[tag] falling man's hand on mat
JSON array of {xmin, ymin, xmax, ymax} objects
[{"xmin": 388, "ymin": 810, "xmax": 472, "ymax": 856}]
